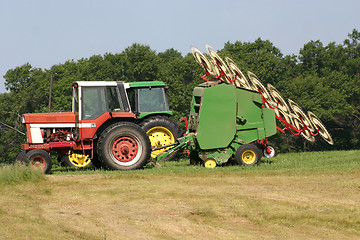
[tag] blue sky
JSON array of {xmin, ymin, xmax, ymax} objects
[{"xmin": 1, "ymin": 0, "xmax": 359, "ymax": 93}]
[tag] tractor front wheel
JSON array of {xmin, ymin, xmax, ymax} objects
[
  {"xmin": 235, "ymin": 144, "xmax": 261, "ymax": 166},
  {"xmin": 61, "ymin": 150, "xmax": 93, "ymax": 168},
  {"xmin": 26, "ymin": 149, "xmax": 52, "ymax": 174}
]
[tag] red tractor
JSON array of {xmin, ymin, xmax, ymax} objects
[{"xmin": 17, "ymin": 81, "xmax": 182, "ymax": 173}]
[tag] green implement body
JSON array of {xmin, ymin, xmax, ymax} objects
[
  {"xmin": 156, "ymin": 81, "xmax": 277, "ymax": 167},
  {"xmin": 190, "ymin": 82, "xmax": 276, "ymax": 149}
]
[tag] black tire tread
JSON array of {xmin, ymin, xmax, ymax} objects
[
  {"xmin": 140, "ymin": 116, "xmax": 183, "ymax": 138},
  {"xmin": 235, "ymin": 144, "xmax": 262, "ymax": 166},
  {"xmin": 16, "ymin": 150, "xmax": 27, "ymax": 163},
  {"xmin": 263, "ymin": 142, "xmax": 278, "ymax": 158},
  {"xmin": 26, "ymin": 149, "xmax": 52, "ymax": 174},
  {"xmin": 140, "ymin": 115, "xmax": 183, "ymax": 161},
  {"xmin": 97, "ymin": 122, "xmax": 151, "ymax": 170}
]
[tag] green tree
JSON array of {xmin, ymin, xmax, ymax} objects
[
  {"xmin": 123, "ymin": 43, "xmax": 159, "ymax": 82},
  {"xmin": 221, "ymin": 38, "xmax": 287, "ymax": 86},
  {"xmin": 157, "ymin": 49, "xmax": 203, "ymax": 120}
]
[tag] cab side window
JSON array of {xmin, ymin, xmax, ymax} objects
[
  {"xmin": 106, "ymin": 87, "xmax": 122, "ymax": 112},
  {"xmin": 82, "ymin": 87, "xmax": 107, "ymax": 120}
]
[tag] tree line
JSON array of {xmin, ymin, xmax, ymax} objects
[{"xmin": 0, "ymin": 29, "xmax": 359, "ymax": 163}]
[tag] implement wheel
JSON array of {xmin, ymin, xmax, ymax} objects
[
  {"xmin": 235, "ymin": 144, "xmax": 261, "ymax": 166},
  {"xmin": 263, "ymin": 143, "xmax": 278, "ymax": 158},
  {"xmin": 97, "ymin": 122, "xmax": 151, "ymax": 170},
  {"xmin": 204, "ymin": 158, "xmax": 217, "ymax": 168},
  {"xmin": 26, "ymin": 149, "xmax": 52, "ymax": 174},
  {"xmin": 61, "ymin": 150, "xmax": 92, "ymax": 168},
  {"xmin": 140, "ymin": 116, "xmax": 183, "ymax": 160}
]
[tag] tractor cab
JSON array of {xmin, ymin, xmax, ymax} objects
[
  {"xmin": 72, "ymin": 81, "xmax": 131, "ymax": 121},
  {"xmin": 72, "ymin": 81, "xmax": 172, "ymax": 120},
  {"xmin": 125, "ymin": 81, "xmax": 171, "ymax": 118}
]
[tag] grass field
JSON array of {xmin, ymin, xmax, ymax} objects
[{"xmin": 0, "ymin": 150, "xmax": 359, "ymax": 240}]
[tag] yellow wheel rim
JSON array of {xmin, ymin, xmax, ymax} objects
[
  {"xmin": 147, "ymin": 126, "xmax": 175, "ymax": 158},
  {"xmin": 242, "ymin": 150, "xmax": 256, "ymax": 165},
  {"xmin": 68, "ymin": 151, "xmax": 91, "ymax": 167},
  {"xmin": 204, "ymin": 159, "xmax": 216, "ymax": 168}
]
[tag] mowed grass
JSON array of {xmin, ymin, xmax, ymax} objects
[{"xmin": 0, "ymin": 150, "xmax": 359, "ymax": 240}]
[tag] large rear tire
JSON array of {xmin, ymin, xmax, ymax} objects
[
  {"xmin": 90, "ymin": 152, "xmax": 103, "ymax": 169},
  {"xmin": 25, "ymin": 149, "xmax": 52, "ymax": 174},
  {"xmin": 97, "ymin": 122, "xmax": 151, "ymax": 170},
  {"xmin": 140, "ymin": 116, "xmax": 183, "ymax": 161}
]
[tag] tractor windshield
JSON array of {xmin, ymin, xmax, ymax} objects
[
  {"xmin": 81, "ymin": 86, "xmax": 123, "ymax": 120},
  {"xmin": 137, "ymin": 87, "xmax": 169, "ymax": 112}
]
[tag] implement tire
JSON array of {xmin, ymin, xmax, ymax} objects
[
  {"xmin": 235, "ymin": 144, "xmax": 261, "ymax": 166},
  {"xmin": 97, "ymin": 122, "xmax": 151, "ymax": 170},
  {"xmin": 140, "ymin": 116, "xmax": 183, "ymax": 161},
  {"xmin": 262, "ymin": 143, "xmax": 278, "ymax": 158}
]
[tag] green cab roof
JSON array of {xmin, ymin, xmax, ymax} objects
[{"xmin": 128, "ymin": 81, "xmax": 166, "ymax": 88}]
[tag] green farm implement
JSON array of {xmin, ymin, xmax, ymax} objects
[{"xmin": 154, "ymin": 45, "xmax": 333, "ymax": 168}]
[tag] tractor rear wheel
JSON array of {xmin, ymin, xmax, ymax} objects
[
  {"xmin": 235, "ymin": 144, "xmax": 262, "ymax": 166},
  {"xmin": 26, "ymin": 149, "xmax": 52, "ymax": 174},
  {"xmin": 97, "ymin": 122, "xmax": 151, "ymax": 170},
  {"xmin": 90, "ymin": 152, "xmax": 103, "ymax": 169},
  {"xmin": 140, "ymin": 116, "xmax": 183, "ymax": 161}
]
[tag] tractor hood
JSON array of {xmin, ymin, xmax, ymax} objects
[{"xmin": 23, "ymin": 112, "xmax": 76, "ymax": 124}]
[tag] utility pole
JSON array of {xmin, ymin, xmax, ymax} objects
[{"xmin": 48, "ymin": 72, "xmax": 56, "ymax": 112}]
